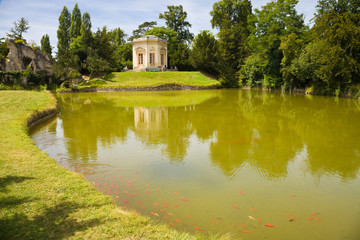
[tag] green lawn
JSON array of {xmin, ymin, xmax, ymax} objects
[
  {"xmin": 59, "ymin": 72, "xmax": 221, "ymax": 91},
  {"xmin": 0, "ymin": 91, "xmax": 217, "ymax": 239},
  {"xmin": 103, "ymin": 72, "xmax": 220, "ymax": 87}
]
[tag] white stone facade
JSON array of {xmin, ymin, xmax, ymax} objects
[{"xmin": 132, "ymin": 35, "xmax": 168, "ymax": 70}]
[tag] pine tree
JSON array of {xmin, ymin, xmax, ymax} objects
[{"xmin": 70, "ymin": 3, "xmax": 82, "ymax": 40}]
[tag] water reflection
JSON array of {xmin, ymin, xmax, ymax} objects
[{"xmin": 55, "ymin": 90, "xmax": 360, "ymax": 181}]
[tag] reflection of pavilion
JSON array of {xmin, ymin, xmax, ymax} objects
[{"xmin": 134, "ymin": 107, "xmax": 168, "ymax": 132}]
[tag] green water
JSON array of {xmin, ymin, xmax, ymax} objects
[{"xmin": 31, "ymin": 90, "xmax": 360, "ymax": 239}]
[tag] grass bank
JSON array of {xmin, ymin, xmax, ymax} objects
[
  {"xmin": 58, "ymin": 72, "xmax": 221, "ymax": 92},
  {"xmin": 0, "ymin": 91, "xmax": 217, "ymax": 239}
]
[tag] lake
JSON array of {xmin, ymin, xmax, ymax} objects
[{"xmin": 30, "ymin": 89, "xmax": 360, "ymax": 239}]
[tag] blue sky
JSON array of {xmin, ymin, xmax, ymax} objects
[{"xmin": 0, "ymin": 0, "xmax": 317, "ymax": 49}]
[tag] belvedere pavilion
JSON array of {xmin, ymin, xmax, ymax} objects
[{"xmin": 132, "ymin": 35, "xmax": 168, "ymax": 71}]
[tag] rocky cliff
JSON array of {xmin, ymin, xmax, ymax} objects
[{"xmin": 4, "ymin": 39, "xmax": 53, "ymax": 74}]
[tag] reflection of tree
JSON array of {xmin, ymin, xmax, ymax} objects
[
  {"xmin": 57, "ymin": 94, "xmax": 134, "ymax": 162},
  {"xmin": 56, "ymin": 90, "xmax": 360, "ymax": 181}
]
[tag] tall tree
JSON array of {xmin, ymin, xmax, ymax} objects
[
  {"xmin": 190, "ymin": 31, "xmax": 219, "ymax": 76},
  {"xmin": 210, "ymin": 0, "xmax": 252, "ymax": 87},
  {"xmin": 112, "ymin": 27, "xmax": 126, "ymax": 46},
  {"xmin": 247, "ymin": 0, "xmax": 306, "ymax": 88},
  {"xmin": 70, "ymin": 3, "xmax": 82, "ymax": 40},
  {"xmin": 159, "ymin": 5, "xmax": 194, "ymax": 44},
  {"xmin": 6, "ymin": 18, "xmax": 30, "ymax": 42},
  {"xmin": 80, "ymin": 12, "xmax": 92, "ymax": 44},
  {"xmin": 57, "ymin": 6, "xmax": 71, "ymax": 62},
  {"xmin": 40, "ymin": 34, "xmax": 52, "ymax": 58}
]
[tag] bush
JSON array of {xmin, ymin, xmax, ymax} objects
[{"xmin": 15, "ymin": 39, "xmax": 24, "ymax": 44}]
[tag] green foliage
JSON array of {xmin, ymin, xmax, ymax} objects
[
  {"xmin": 40, "ymin": 34, "xmax": 52, "ymax": 58},
  {"xmin": 57, "ymin": 6, "xmax": 71, "ymax": 65},
  {"xmin": 169, "ymin": 43, "xmax": 193, "ymax": 71},
  {"xmin": 210, "ymin": 0, "xmax": 252, "ymax": 86},
  {"xmin": 130, "ymin": 21, "xmax": 157, "ymax": 40},
  {"xmin": 159, "ymin": 5, "xmax": 194, "ymax": 44},
  {"xmin": 70, "ymin": 3, "xmax": 82, "ymax": 40},
  {"xmin": 279, "ymin": 33, "xmax": 305, "ymax": 89},
  {"xmin": 189, "ymin": 31, "xmax": 219, "ymax": 76},
  {"xmin": 239, "ymin": 55, "xmax": 264, "ymax": 87},
  {"xmin": 0, "ymin": 38, "xmax": 9, "ymax": 66},
  {"xmin": 6, "ymin": 18, "xmax": 30, "ymax": 42},
  {"xmin": 81, "ymin": 12, "xmax": 92, "ymax": 44},
  {"xmin": 248, "ymin": 0, "xmax": 307, "ymax": 88},
  {"xmin": 112, "ymin": 28, "xmax": 127, "ymax": 46},
  {"xmin": 115, "ymin": 42, "xmax": 132, "ymax": 69},
  {"xmin": 15, "ymin": 39, "xmax": 24, "ymax": 44}
]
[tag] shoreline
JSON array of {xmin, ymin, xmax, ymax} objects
[
  {"xmin": 57, "ymin": 83, "xmax": 222, "ymax": 93},
  {"xmin": 0, "ymin": 91, "xmax": 199, "ymax": 239}
]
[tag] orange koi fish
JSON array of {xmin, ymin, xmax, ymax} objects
[
  {"xmin": 122, "ymin": 200, "xmax": 129, "ymax": 204},
  {"xmin": 212, "ymin": 219, "xmax": 216, "ymax": 223},
  {"xmin": 170, "ymin": 222, "xmax": 175, "ymax": 226},
  {"xmin": 232, "ymin": 205, "xmax": 240, "ymax": 209},
  {"xmin": 164, "ymin": 216, "xmax": 169, "ymax": 220},
  {"xmin": 153, "ymin": 203, "xmax": 159, "ymax": 206},
  {"xmin": 265, "ymin": 224, "xmax": 275, "ymax": 228},
  {"xmin": 118, "ymin": 176, "xmax": 123, "ymax": 178},
  {"xmin": 233, "ymin": 224, "xmax": 236, "ymax": 228},
  {"xmin": 242, "ymin": 222, "xmax": 245, "ymax": 227},
  {"xmin": 160, "ymin": 209, "xmax": 165, "ymax": 213},
  {"xmin": 156, "ymin": 190, "xmax": 159, "ymax": 193},
  {"xmin": 290, "ymin": 195, "xmax": 296, "ymax": 197},
  {"xmin": 308, "ymin": 218, "xmax": 314, "ymax": 220},
  {"xmin": 179, "ymin": 197, "xmax": 189, "ymax": 201},
  {"xmin": 311, "ymin": 213, "xmax": 320, "ymax": 216},
  {"xmin": 134, "ymin": 171, "xmax": 139, "ymax": 174},
  {"xmin": 258, "ymin": 218, "xmax": 261, "ymax": 223},
  {"xmin": 239, "ymin": 190, "xmax": 244, "ymax": 196},
  {"xmin": 150, "ymin": 212, "xmax": 159, "ymax": 217},
  {"xmin": 162, "ymin": 204, "xmax": 168, "ymax": 208},
  {"xmin": 249, "ymin": 208, "xmax": 255, "ymax": 212},
  {"xmin": 145, "ymin": 191, "xmax": 150, "ymax": 194},
  {"xmin": 164, "ymin": 202, "xmax": 169, "ymax": 205},
  {"xmin": 174, "ymin": 192, "xmax": 179, "ymax": 195},
  {"xmin": 132, "ymin": 188, "xmax": 136, "ymax": 191},
  {"xmin": 188, "ymin": 215, "xmax": 193, "ymax": 218},
  {"xmin": 146, "ymin": 184, "xmax": 150, "ymax": 186},
  {"xmin": 194, "ymin": 227, "xmax": 203, "ymax": 231},
  {"xmin": 314, "ymin": 218, "xmax": 322, "ymax": 221},
  {"xmin": 173, "ymin": 204, "xmax": 179, "ymax": 207},
  {"xmin": 123, "ymin": 206, "xmax": 127, "ymax": 209},
  {"xmin": 137, "ymin": 201, "xmax": 142, "ymax": 204},
  {"xmin": 248, "ymin": 216, "xmax": 256, "ymax": 221},
  {"xmin": 176, "ymin": 219, "xmax": 182, "ymax": 223},
  {"xmin": 239, "ymin": 230, "xmax": 250, "ymax": 234},
  {"xmin": 133, "ymin": 194, "xmax": 137, "ymax": 197}
]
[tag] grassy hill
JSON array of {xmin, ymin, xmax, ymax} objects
[{"xmin": 59, "ymin": 72, "xmax": 221, "ymax": 92}]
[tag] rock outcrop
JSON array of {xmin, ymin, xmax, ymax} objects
[{"xmin": 5, "ymin": 39, "xmax": 53, "ymax": 74}]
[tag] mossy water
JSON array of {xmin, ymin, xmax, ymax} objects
[{"xmin": 31, "ymin": 90, "xmax": 360, "ymax": 239}]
